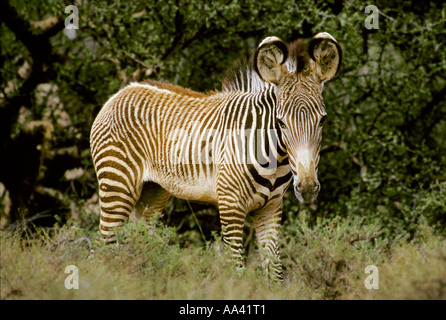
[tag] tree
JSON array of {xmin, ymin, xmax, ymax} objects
[{"xmin": 1, "ymin": 0, "xmax": 444, "ymax": 238}]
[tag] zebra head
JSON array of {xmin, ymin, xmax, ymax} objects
[{"xmin": 254, "ymin": 32, "xmax": 342, "ymax": 203}]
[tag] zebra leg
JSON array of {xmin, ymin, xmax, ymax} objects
[
  {"xmin": 98, "ymin": 178, "xmax": 143, "ymax": 244},
  {"xmin": 133, "ymin": 181, "xmax": 171, "ymax": 229},
  {"xmin": 218, "ymin": 202, "xmax": 248, "ymax": 271},
  {"xmin": 252, "ymin": 201, "xmax": 284, "ymax": 282}
]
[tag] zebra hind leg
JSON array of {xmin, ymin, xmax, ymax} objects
[
  {"xmin": 98, "ymin": 180, "xmax": 143, "ymax": 244},
  {"xmin": 132, "ymin": 181, "xmax": 171, "ymax": 231}
]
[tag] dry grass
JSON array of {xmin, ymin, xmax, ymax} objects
[{"xmin": 1, "ymin": 216, "xmax": 445, "ymax": 300}]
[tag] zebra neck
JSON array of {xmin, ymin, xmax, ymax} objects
[{"xmin": 238, "ymin": 88, "xmax": 288, "ymax": 175}]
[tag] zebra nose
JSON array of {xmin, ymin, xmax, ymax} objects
[
  {"xmin": 294, "ymin": 180, "xmax": 320, "ymax": 203},
  {"xmin": 296, "ymin": 180, "xmax": 319, "ymax": 191}
]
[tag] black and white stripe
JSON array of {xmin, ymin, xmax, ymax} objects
[{"xmin": 90, "ymin": 33, "xmax": 341, "ymax": 282}]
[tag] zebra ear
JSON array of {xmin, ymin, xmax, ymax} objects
[
  {"xmin": 309, "ymin": 32, "xmax": 342, "ymax": 82},
  {"xmin": 254, "ymin": 36, "xmax": 288, "ymax": 85}
]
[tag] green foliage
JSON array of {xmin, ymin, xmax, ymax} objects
[
  {"xmin": 293, "ymin": 1, "xmax": 446, "ymax": 238},
  {"xmin": 281, "ymin": 214, "xmax": 388, "ymax": 299},
  {"xmin": 1, "ymin": 217, "xmax": 445, "ymax": 299}
]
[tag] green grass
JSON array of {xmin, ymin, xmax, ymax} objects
[{"xmin": 1, "ymin": 215, "xmax": 445, "ymax": 300}]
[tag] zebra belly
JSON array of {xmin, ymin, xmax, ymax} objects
[
  {"xmin": 167, "ymin": 182, "xmax": 217, "ymax": 204},
  {"xmin": 146, "ymin": 173, "xmax": 218, "ymax": 204}
]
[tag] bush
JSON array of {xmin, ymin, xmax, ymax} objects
[{"xmin": 2, "ymin": 216, "xmax": 445, "ymax": 299}]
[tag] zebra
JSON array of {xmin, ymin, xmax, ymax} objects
[{"xmin": 90, "ymin": 32, "xmax": 342, "ymax": 281}]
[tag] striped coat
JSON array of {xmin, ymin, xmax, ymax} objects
[{"xmin": 90, "ymin": 32, "xmax": 342, "ymax": 281}]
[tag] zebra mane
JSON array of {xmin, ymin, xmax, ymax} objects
[
  {"xmin": 221, "ymin": 58, "xmax": 273, "ymax": 93},
  {"xmin": 221, "ymin": 39, "xmax": 309, "ymax": 93}
]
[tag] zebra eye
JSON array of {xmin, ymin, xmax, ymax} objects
[
  {"xmin": 319, "ymin": 115, "xmax": 327, "ymax": 126},
  {"xmin": 277, "ymin": 119, "xmax": 286, "ymax": 129}
]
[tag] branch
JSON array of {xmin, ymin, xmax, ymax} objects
[
  {"xmin": 161, "ymin": 5, "xmax": 185, "ymax": 60},
  {"xmin": 0, "ymin": 0, "xmax": 66, "ymax": 218},
  {"xmin": 0, "ymin": 1, "xmax": 64, "ymax": 60},
  {"xmin": 0, "ymin": 0, "xmax": 65, "ymax": 108}
]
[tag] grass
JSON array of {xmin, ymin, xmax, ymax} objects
[{"xmin": 1, "ymin": 214, "xmax": 445, "ymax": 300}]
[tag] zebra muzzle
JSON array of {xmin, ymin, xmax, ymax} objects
[
  {"xmin": 293, "ymin": 161, "xmax": 320, "ymax": 203},
  {"xmin": 294, "ymin": 179, "xmax": 320, "ymax": 204}
]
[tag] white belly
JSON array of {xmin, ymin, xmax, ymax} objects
[
  {"xmin": 168, "ymin": 182, "xmax": 217, "ymax": 204},
  {"xmin": 147, "ymin": 171, "xmax": 217, "ymax": 204}
]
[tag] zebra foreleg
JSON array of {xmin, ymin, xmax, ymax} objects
[
  {"xmin": 252, "ymin": 202, "xmax": 284, "ymax": 283},
  {"xmin": 218, "ymin": 204, "xmax": 248, "ymax": 272}
]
